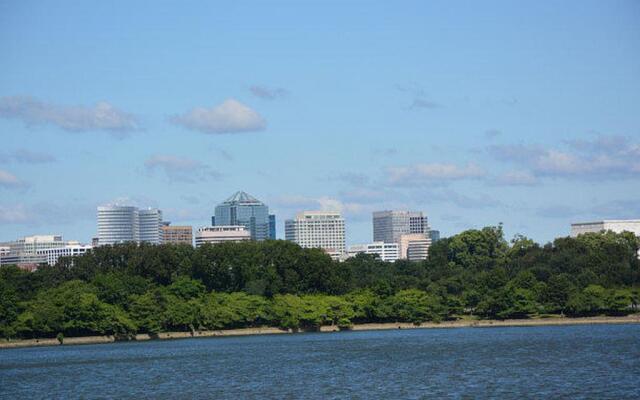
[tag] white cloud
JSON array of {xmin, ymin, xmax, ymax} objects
[
  {"xmin": 493, "ymin": 170, "xmax": 538, "ymax": 186},
  {"xmin": 387, "ymin": 163, "xmax": 485, "ymax": 185},
  {"xmin": 438, "ymin": 189, "xmax": 502, "ymax": 209},
  {"xmin": 144, "ymin": 154, "xmax": 221, "ymax": 183},
  {"xmin": 488, "ymin": 135, "xmax": 640, "ymax": 180},
  {"xmin": 535, "ymin": 150, "xmax": 585, "ymax": 175},
  {"xmin": 329, "ymin": 172, "xmax": 370, "ymax": 186},
  {"xmin": 272, "ymin": 195, "xmax": 374, "ymax": 219},
  {"xmin": 249, "ymin": 85, "xmax": 288, "ymax": 100},
  {"xmin": 170, "ymin": 99, "xmax": 266, "ymax": 134},
  {"xmin": 0, "ymin": 204, "xmax": 29, "ymax": 223},
  {"xmin": 0, "ymin": 170, "xmax": 25, "ymax": 189},
  {"xmin": 0, "ymin": 96, "xmax": 138, "ymax": 135},
  {"xmin": 0, "ymin": 202, "xmax": 95, "ymax": 225},
  {"xmin": 0, "ymin": 149, "xmax": 56, "ymax": 164}
]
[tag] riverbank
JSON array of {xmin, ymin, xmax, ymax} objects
[{"xmin": 2, "ymin": 314, "xmax": 639, "ymax": 349}]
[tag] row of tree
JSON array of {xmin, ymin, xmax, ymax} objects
[{"xmin": 1, "ymin": 227, "xmax": 639, "ymax": 338}]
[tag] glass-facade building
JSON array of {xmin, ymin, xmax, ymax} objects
[
  {"xmin": 269, "ymin": 214, "xmax": 276, "ymax": 240},
  {"xmin": 372, "ymin": 210, "xmax": 429, "ymax": 244},
  {"xmin": 214, "ymin": 191, "xmax": 272, "ymax": 241}
]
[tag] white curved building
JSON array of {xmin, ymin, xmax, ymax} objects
[
  {"xmin": 139, "ymin": 208, "xmax": 163, "ymax": 245},
  {"xmin": 97, "ymin": 205, "xmax": 140, "ymax": 245}
]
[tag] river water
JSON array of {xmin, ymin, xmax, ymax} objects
[{"xmin": 1, "ymin": 324, "xmax": 639, "ymax": 399}]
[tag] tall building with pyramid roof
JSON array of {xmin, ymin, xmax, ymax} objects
[{"xmin": 213, "ymin": 191, "xmax": 275, "ymax": 241}]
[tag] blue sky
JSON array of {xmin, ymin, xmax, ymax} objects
[{"xmin": 1, "ymin": 0, "xmax": 639, "ymax": 245}]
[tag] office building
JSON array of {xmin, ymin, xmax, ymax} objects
[
  {"xmin": 97, "ymin": 205, "xmax": 163, "ymax": 246},
  {"xmin": 269, "ymin": 214, "xmax": 276, "ymax": 239},
  {"xmin": 429, "ymin": 230, "xmax": 441, "ymax": 243},
  {"xmin": 0, "ymin": 245, "xmax": 11, "ymax": 268},
  {"xmin": 285, "ymin": 211, "xmax": 345, "ymax": 259},
  {"xmin": 97, "ymin": 205, "xmax": 140, "ymax": 245},
  {"xmin": 399, "ymin": 233, "xmax": 431, "ymax": 261},
  {"xmin": 139, "ymin": 208, "xmax": 163, "ymax": 244},
  {"xmin": 373, "ymin": 210, "xmax": 430, "ymax": 244},
  {"xmin": 214, "ymin": 191, "xmax": 272, "ymax": 241},
  {"xmin": 0, "ymin": 234, "xmax": 90, "ymax": 269},
  {"xmin": 0, "ymin": 236, "xmax": 49, "ymax": 269},
  {"xmin": 161, "ymin": 223, "xmax": 193, "ymax": 245},
  {"xmin": 346, "ymin": 241, "xmax": 399, "ymax": 262},
  {"xmin": 36, "ymin": 242, "xmax": 93, "ymax": 266},
  {"xmin": 570, "ymin": 220, "xmax": 640, "ymax": 237},
  {"xmin": 195, "ymin": 226, "xmax": 251, "ymax": 247},
  {"xmin": 15, "ymin": 234, "xmax": 65, "ymax": 253},
  {"xmin": 0, "ymin": 253, "xmax": 44, "ymax": 271}
]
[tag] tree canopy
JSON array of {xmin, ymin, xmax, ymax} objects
[{"xmin": 1, "ymin": 228, "xmax": 638, "ymax": 339}]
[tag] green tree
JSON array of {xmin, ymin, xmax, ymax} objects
[{"xmin": 386, "ymin": 289, "xmax": 445, "ymax": 324}]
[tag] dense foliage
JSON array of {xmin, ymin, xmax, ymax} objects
[{"xmin": 1, "ymin": 227, "xmax": 639, "ymax": 339}]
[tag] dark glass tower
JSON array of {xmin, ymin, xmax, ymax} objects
[
  {"xmin": 214, "ymin": 191, "xmax": 271, "ymax": 241},
  {"xmin": 268, "ymin": 214, "xmax": 276, "ymax": 239}
]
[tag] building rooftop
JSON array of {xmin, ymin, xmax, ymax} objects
[
  {"xmin": 294, "ymin": 210, "xmax": 342, "ymax": 219},
  {"xmin": 198, "ymin": 225, "xmax": 248, "ymax": 232},
  {"xmin": 222, "ymin": 191, "xmax": 263, "ymax": 205},
  {"xmin": 572, "ymin": 220, "xmax": 640, "ymax": 225}
]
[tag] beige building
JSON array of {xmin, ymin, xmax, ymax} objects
[
  {"xmin": 399, "ymin": 233, "xmax": 431, "ymax": 261},
  {"xmin": 161, "ymin": 225, "xmax": 193, "ymax": 245},
  {"xmin": 195, "ymin": 226, "xmax": 251, "ymax": 247}
]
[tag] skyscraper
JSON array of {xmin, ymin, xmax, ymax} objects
[
  {"xmin": 97, "ymin": 205, "xmax": 139, "ymax": 245},
  {"xmin": 372, "ymin": 210, "xmax": 432, "ymax": 261},
  {"xmin": 285, "ymin": 211, "xmax": 345, "ymax": 259},
  {"xmin": 214, "ymin": 191, "xmax": 271, "ymax": 241},
  {"xmin": 372, "ymin": 210, "xmax": 430, "ymax": 243},
  {"xmin": 139, "ymin": 208, "xmax": 163, "ymax": 245},
  {"xmin": 269, "ymin": 214, "xmax": 276, "ymax": 239},
  {"xmin": 97, "ymin": 205, "xmax": 162, "ymax": 246}
]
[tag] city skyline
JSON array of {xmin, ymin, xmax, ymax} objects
[
  {"xmin": 0, "ymin": 190, "xmax": 638, "ymax": 248},
  {"xmin": 1, "ymin": 1, "xmax": 639, "ymax": 245}
]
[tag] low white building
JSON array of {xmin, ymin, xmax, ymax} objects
[
  {"xmin": 195, "ymin": 226, "xmax": 251, "ymax": 247},
  {"xmin": 571, "ymin": 220, "xmax": 640, "ymax": 237},
  {"xmin": 17, "ymin": 234, "xmax": 65, "ymax": 253},
  {"xmin": 0, "ymin": 234, "xmax": 91, "ymax": 269},
  {"xmin": 36, "ymin": 242, "xmax": 93, "ymax": 266},
  {"xmin": 346, "ymin": 242, "xmax": 399, "ymax": 262}
]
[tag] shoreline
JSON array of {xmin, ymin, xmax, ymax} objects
[{"xmin": 2, "ymin": 314, "xmax": 639, "ymax": 349}]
